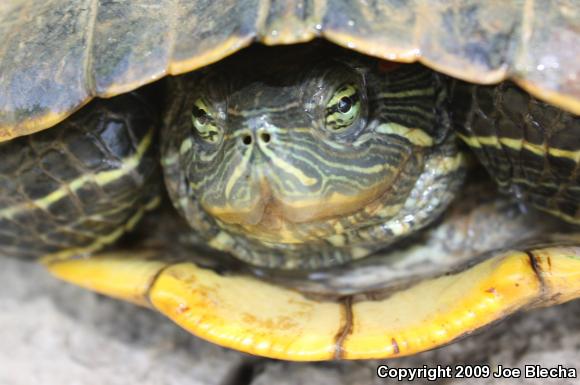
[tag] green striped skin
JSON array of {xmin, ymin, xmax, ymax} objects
[
  {"xmin": 162, "ymin": 46, "xmax": 466, "ymax": 269},
  {"xmin": 0, "ymin": 94, "xmax": 159, "ymax": 260},
  {"xmin": 452, "ymin": 82, "xmax": 580, "ymax": 225}
]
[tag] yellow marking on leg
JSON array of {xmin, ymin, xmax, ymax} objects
[
  {"xmin": 41, "ymin": 195, "xmax": 161, "ymax": 263},
  {"xmin": 0, "ymin": 126, "xmax": 155, "ymax": 219},
  {"xmin": 459, "ymin": 133, "xmax": 580, "ymax": 162}
]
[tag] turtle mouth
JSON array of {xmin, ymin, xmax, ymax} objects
[{"xmin": 201, "ymin": 177, "xmax": 393, "ymax": 244}]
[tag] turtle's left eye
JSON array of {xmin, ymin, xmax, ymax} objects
[
  {"xmin": 191, "ymin": 98, "xmax": 223, "ymax": 144},
  {"xmin": 325, "ymin": 84, "xmax": 361, "ymax": 132}
]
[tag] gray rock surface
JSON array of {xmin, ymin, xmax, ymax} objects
[{"xmin": 1, "ymin": 257, "xmax": 578, "ymax": 385}]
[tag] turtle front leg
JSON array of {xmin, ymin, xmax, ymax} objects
[
  {"xmin": 0, "ymin": 93, "xmax": 159, "ymax": 260},
  {"xmin": 452, "ymin": 81, "xmax": 580, "ymax": 225}
]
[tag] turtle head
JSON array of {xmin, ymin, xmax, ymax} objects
[
  {"xmin": 163, "ymin": 46, "xmax": 463, "ymax": 268},
  {"xmin": 185, "ymin": 59, "xmax": 404, "ymax": 243}
]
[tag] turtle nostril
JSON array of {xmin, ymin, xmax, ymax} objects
[
  {"xmin": 260, "ymin": 133, "xmax": 271, "ymax": 143},
  {"xmin": 242, "ymin": 135, "xmax": 252, "ymax": 145}
]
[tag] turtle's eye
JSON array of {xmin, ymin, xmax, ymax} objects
[
  {"xmin": 191, "ymin": 98, "xmax": 222, "ymax": 144},
  {"xmin": 325, "ymin": 84, "xmax": 361, "ymax": 132}
]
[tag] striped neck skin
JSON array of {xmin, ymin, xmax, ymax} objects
[{"xmin": 162, "ymin": 46, "xmax": 459, "ymax": 268}]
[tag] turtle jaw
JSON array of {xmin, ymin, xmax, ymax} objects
[{"xmin": 199, "ymin": 171, "xmax": 397, "ymax": 244}]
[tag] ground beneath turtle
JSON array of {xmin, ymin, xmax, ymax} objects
[{"xmin": 0, "ymin": 257, "xmax": 578, "ymax": 385}]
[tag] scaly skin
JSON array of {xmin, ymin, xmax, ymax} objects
[
  {"xmin": 162, "ymin": 45, "xmax": 466, "ymax": 269},
  {"xmin": 0, "ymin": 94, "xmax": 159, "ymax": 260},
  {"xmin": 452, "ymin": 81, "xmax": 580, "ymax": 224}
]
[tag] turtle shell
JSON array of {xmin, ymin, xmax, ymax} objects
[{"xmin": 1, "ymin": 0, "xmax": 579, "ymax": 140}]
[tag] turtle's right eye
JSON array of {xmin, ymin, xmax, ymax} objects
[{"xmin": 191, "ymin": 98, "xmax": 223, "ymax": 144}]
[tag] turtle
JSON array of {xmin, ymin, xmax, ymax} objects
[{"xmin": 1, "ymin": 0, "xmax": 579, "ymax": 362}]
